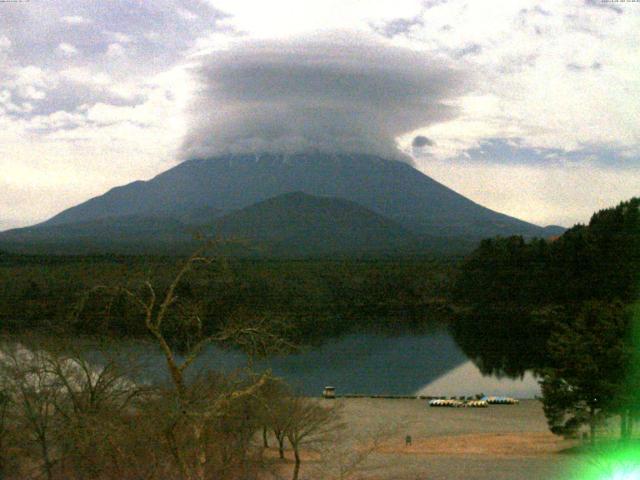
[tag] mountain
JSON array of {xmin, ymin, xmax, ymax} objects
[
  {"xmin": 0, "ymin": 192, "xmax": 475, "ymax": 256},
  {"xmin": 41, "ymin": 153, "xmax": 558, "ymax": 236},
  {"xmin": 215, "ymin": 191, "xmax": 415, "ymax": 255},
  {"xmin": 539, "ymin": 225, "xmax": 568, "ymax": 237},
  {"xmin": 0, "ymin": 153, "xmax": 564, "ymax": 255}
]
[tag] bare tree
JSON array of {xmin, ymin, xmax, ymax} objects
[
  {"xmin": 255, "ymin": 376, "xmax": 292, "ymax": 459},
  {"xmin": 0, "ymin": 345, "xmax": 62, "ymax": 480},
  {"xmin": 76, "ymin": 241, "xmax": 294, "ymax": 480},
  {"xmin": 284, "ymin": 397, "xmax": 343, "ymax": 480},
  {"xmin": 42, "ymin": 344, "xmax": 146, "ymax": 480},
  {"xmin": 313, "ymin": 421, "xmax": 402, "ymax": 480},
  {"xmin": 0, "ymin": 338, "xmax": 149, "ymax": 480},
  {"xmin": 42, "ymin": 344, "xmax": 143, "ymax": 417},
  {"xmin": 0, "ymin": 388, "xmax": 11, "ymax": 478}
]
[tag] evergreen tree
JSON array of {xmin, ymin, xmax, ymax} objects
[
  {"xmin": 539, "ymin": 301, "xmax": 629, "ymax": 443},
  {"xmin": 453, "ymin": 197, "xmax": 640, "ymax": 378}
]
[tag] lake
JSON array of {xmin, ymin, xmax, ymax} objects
[{"xmin": 111, "ymin": 327, "xmax": 541, "ymax": 398}]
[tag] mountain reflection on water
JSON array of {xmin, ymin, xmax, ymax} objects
[{"xmin": 118, "ymin": 327, "xmax": 540, "ymax": 398}]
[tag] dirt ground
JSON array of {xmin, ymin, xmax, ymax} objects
[
  {"xmin": 271, "ymin": 398, "xmax": 589, "ymax": 480},
  {"xmin": 377, "ymin": 431, "xmax": 570, "ymax": 457}
]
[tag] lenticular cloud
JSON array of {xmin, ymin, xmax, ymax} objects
[{"xmin": 181, "ymin": 33, "xmax": 469, "ymax": 162}]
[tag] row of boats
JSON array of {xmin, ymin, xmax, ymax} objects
[{"xmin": 428, "ymin": 396, "xmax": 520, "ymax": 408}]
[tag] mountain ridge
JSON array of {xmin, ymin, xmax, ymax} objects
[
  {"xmin": 0, "ymin": 153, "xmax": 565, "ymax": 255},
  {"xmin": 39, "ymin": 153, "xmax": 562, "ymax": 238}
]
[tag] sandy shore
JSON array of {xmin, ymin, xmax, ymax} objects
[
  {"xmin": 377, "ymin": 431, "xmax": 571, "ymax": 457},
  {"xmin": 270, "ymin": 398, "xmax": 588, "ymax": 480}
]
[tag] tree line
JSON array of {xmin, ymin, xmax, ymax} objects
[
  {"xmin": 0, "ymin": 253, "xmax": 455, "ymax": 347},
  {"xmin": 453, "ymin": 197, "xmax": 640, "ymax": 443}
]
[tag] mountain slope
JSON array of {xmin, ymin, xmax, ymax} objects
[
  {"xmin": 0, "ymin": 192, "xmax": 433, "ymax": 256},
  {"xmin": 38, "ymin": 153, "xmax": 558, "ymax": 239},
  {"xmin": 0, "ymin": 215, "xmax": 195, "ymax": 255},
  {"xmin": 214, "ymin": 191, "xmax": 415, "ymax": 255}
]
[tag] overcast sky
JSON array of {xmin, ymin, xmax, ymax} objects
[{"xmin": 1, "ymin": 0, "xmax": 638, "ymax": 230}]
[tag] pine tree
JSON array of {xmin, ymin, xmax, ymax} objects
[{"xmin": 539, "ymin": 301, "xmax": 629, "ymax": 443}]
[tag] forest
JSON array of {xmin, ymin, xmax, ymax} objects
[
  {"xmin": 453, "ymin": 197, "xmax": 640, "ymax": 441},
  {"xmin": 0, "ymin": 252, "xmax": 456, "ymax": 347}
]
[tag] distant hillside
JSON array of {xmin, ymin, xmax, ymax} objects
[
  {"xmin": 0, "ymin": 191, "xmax": 482, "ymax": 256},
  {"xmin": 539, "ymin": 225, "xmax": 567, "ymax": 237},
  {"xmin": 0, "ymin": 215, "xmax": 195, "ymax": 255},
  {"xmin": 214, "ymin": 191, "xmax": 415, "ymax": 255}
]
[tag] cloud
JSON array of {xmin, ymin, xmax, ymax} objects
[
  {"xmin": 566, "ymin": 61, "xmax": 602, "ymax": 71},
  {"xmin": 105, "ymin": 43, "xmax": 126, "ymax": 58},
  {"xmin": 371, "ymin": 16, "xmax": 424, "ymax": 38},
  {"xmin": 57, "ymin": 43, "xmax": 79, "ymax": 56},
  {"xmin": 61, "ymin": 15, "xmax": 92, "ymax": 25},
  {"xmin": 416, "ymin": 137, "xmax": 636, "ymax": 170},
  {"xmin": 0, "ymin": 66, "xmax": 190, "ymax": 230},
  {"xmin": 584, "ymin": 0, "xmax": 623, "ymax": 14},
  {"xmin": 177, "ymin": 8, "xmax": 199, "ymax": 21},
  {"xmin": 0, "ymin": 36, "xmax": 11, "ymax": 51},
  {"xmin": 1, "ymin": 64, "xmax": 150, "ymax": 119},
  {"xmin": 0, "ymin": 1, "xmax": 230, "ymax": 80},
  {"xmin": 182, "ymin": 33, "xmax": 469, "ymax": 161},
  {"xmin": 455, "ymin": 43, "xmax": 482, "ymax": 58},
  {"xmin": 204, "ymin": 0, "xmax": 422, "ymax": 38},
  {"xmin": 389, "ymin": 1, "xmax": 640, "ymax": 163},
  {"xmin": 6, "ymin": 66, "xmax": 51, "ymax": 103},
  {"xmin": 412, "ymin": 135, "xmax": 434, "ymax": 148},
  {"xmin": 0, "ymin": 0, "xmax": 232, "ymax": 230},
  {"xmin": 105, "ymin": 31, "xmax": 134, "ymax": 44}
]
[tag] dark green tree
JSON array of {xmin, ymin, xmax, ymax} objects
[
  {"xmin": 453, "ymin": 197, "xmax": 640, "ymax": 378},
  {"xmin": 539, "ymin": 301, "xmax": 630, "ymax": 443}
]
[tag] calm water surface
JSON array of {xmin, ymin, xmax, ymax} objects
[{"xmin": 111, "ymin": 328, "xmax": 540, "ymax": 398}]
